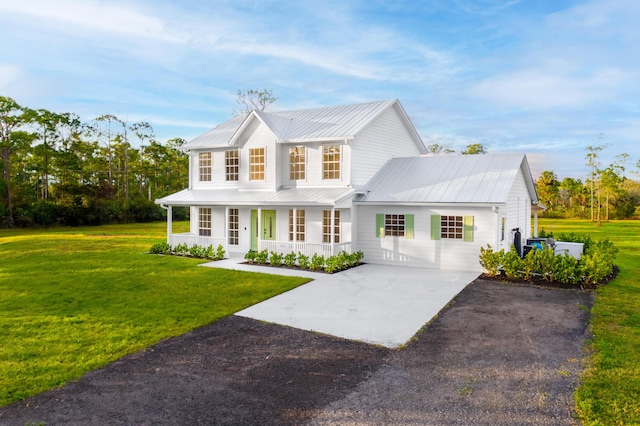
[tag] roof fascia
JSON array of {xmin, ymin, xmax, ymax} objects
[
  {"xmin": 227, "ymin": 110, "xmax": 279, "ymax": 146},
  {"xmin": 520, "ymin": 155, "xmax": 540, "ymax": 203}
]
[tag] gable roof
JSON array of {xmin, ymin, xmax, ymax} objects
[
  {"xmin": 182, "ymin": 99, "xmax": 424, "ymax": 150},
  {"xmin": 356, "ymin": 154, "xmax": 538, "ymax": 205}
]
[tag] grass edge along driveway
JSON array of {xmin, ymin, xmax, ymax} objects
[
  {"xmin": 538, "ymin": 219, "xmax": 640, "ymax": 425},
  {"xmin": 0, "ymin": 222, "xmax": 310, "ymax": 406}
]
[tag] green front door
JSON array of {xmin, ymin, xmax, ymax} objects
[{"xmin": 251, "ymin": 210, "xmax": 276, "ymax": 251}]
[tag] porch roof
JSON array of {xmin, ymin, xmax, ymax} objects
[{"xmin": 155, "ymin": 187, "xmax": 356, "ymax": 207}]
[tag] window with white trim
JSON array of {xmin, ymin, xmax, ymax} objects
[
  {"xmin": 385, "ymin": 214, "xmax": 405, "ymax": 237},
  {"xmin": 322, "ymin": 145, "xmax": 341, "ymax": 180},
  {"xmin": 289, "ymin": 146, "xmax": 306, "ymax": 180},
  {"xmin": 249, "ymin": 147, "xmax": 265, "ymax": 181},
  {"xmin": 225, "ymin": 150, "xmax": 239, "ymax": 181},
  {"xmin": 199, "ymin": 208, "xmax": 212, "ymax": 236},
  {"xmin": 199, "ymin": 152, "xmax": 212, "ymax": 182},
  {"xmin": 229, "ymin": 208, "xmax": 239, "ymax": 245},
  {"xmin": 323, "ymin": 210, "xmax": 340, "ymax": 243},
  {"xmin": 441, "ymin": 215, "xmax": 463, "ymax": 239},
  {"xmin": 288, "ymin": 209, "xmax": 305, "ymax": 241}
]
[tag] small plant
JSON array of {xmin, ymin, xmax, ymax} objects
[
  {"xmin": 189, "ymin": 244, "xmax": 207, "ymax": 258},
  {"xmin": 354, "ymin": 250, "xmax": 364, "ymax": 265},
  {"xmin": 269, "ymin": 251, "xmax": 283, "ymax": 266},
  {"xmin": 309, "ymin": 253, "xmax": 325, "ymax": 271},
  {"xmin": 149, "ymin": 242, "xmax": 171, "ymax": 254},
  {"xmin": 244, "ymin": 250, "xmax": 257, "ymax": 263},
  {"xmin": 325, "ymin": 255, "xmax": 340, "ymax": 273},
  {"xmin": 283, "ymin": 252, "xmax": 297, "ymax": 268},
  {"xmin": 255, "ymin": 249, "xmax": 269, "ymax": 265},
  {"xmin": 501, "ymin": 246, "xmax": 522, "ymax": 278},
  {"xmin": 479, "ymin": 245, "xmax": 502, "ymax": 276},
  {"xmin": 173, "ymin": 243, "xmax": 189, "ymax": 256},
  {"xmin": 297, "ymin": 252, "xmax": 310, "ymax": 270},
  {"xmin": 215, "ymin": 244, "xmax": 226, "ymax": 260}
]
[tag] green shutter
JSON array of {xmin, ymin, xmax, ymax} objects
[
  {"xmin": 430, "ymin": 215, "xmax": 440, "ymax": 240},
  {"xmin": 463, "ymin": 216, "xmax": 474, "ymax": 242},
  {"xmin": 405, "ymin": 214, "xmax": 414, "ymax": 239},
  {"xmin": 376, "ymin": 214, "xmax": 384, "ymax": 238}
]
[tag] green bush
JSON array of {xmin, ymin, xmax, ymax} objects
[
  {"xmin": 309, "ymin": 254, "xmax": 325, "ymax": 271},
  {"xmin": 215, "ymin": 244, "xmax": 226, "ymax": 260},
  {"xmin": 173, "ymin": 243, "xmax": 189, "ymax": 256},
  {"xmin": 149, "ymin": 242, "xmax": 171, "ymax": 254},
  {"xmin": 244, "ymin": 250, "xmax": 257, "ymax": 263},
  {"xmin": 269, "ymin": 251, "xmax": 283, "ymax": 267},
  {"xmin": 479, "ymin": 245, "xmax": 503, "ymax": 276},
  {"xmin": 283, "ymin": 252, "xmax": 297, "ymax": 268},
  {"xmin": 255, "ymin": 249, "xmax": 269, "ymax": 265},
  {"xmin": 297, "ymin": 253, "xmax": 310, "ymax": 270}
]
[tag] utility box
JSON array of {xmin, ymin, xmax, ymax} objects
[{"xmin": 554, "ymin": 241, "xmax": 584, "ymax": 259}]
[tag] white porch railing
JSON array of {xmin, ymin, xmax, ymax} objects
[
  {"xmin": 259, "ymin": 240, "xmax": 352, "ymax": 258},
  {"xmin": 168, "ymin": 233, "xmax": 228, "ymax": 254}
]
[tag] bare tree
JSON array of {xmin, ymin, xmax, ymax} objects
[{"xmin": 235, "ymin": 89, "xmax": 277, "ymax": 114}]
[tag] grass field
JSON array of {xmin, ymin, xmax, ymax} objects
[
  {"xmin": 1, "ymin": 220, "xmax": 639, "ymax": 425},
  {"xmin": 538, "ymin": 219, "xmax": 640, "ymax": 425},
  {"xmin": 0, "ymin": 222, "xmax": 309, "ymax": 406}
]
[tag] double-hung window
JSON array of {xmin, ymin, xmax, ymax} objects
[
  {"xmin": 228, "ymin": 208, "xmax": 239, "ymax": 245},
  {"xmin": 288, "ymin": 209, "xmax": 305, "ymax": 242},
  {"xmin": 322, "ymin": 145, "xmax": 341, "ymax": 180},
  {"xmin": 199, "ymin": 208, "xmax": 212, "ymax": 236},
  {"xmin": 289, "ymin": 146, "xmax": 306, "ymax": 180},
  {"xmin": 199, "ymin": 152, "xmax": 212, "ymax": 182},
  {"xmin": 322, "ymin": 210, "xmax": 340, "ymax": 243},
  {"xmin": 225, "ymin": 150, "xmax": 239, "ymax": 181},
  {"xmin": 249, "ymin": 148, "xmax": 265, "ymax": 181}
]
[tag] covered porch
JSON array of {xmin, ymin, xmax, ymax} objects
[{"xmin": 156, "ymin": 187, "xmax": 357, "ymax": 259}]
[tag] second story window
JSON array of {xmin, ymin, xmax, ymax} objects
[
  {"xmin": 225, "ymin": 149, "xmax": 239, "ymax": 181},
  {"xmin": 322, "ymin": 145, "xmax": 341, "ymax": 180},
  {"xmin": 199, "ymin": 152, "xmax": 212, "ymax": 182},
  {"xmin": 249, "ymin": 147, "xmax": 265, "ymax": 181},
  {"xmin": 289, "ymin": 146, "xmax": 306, "ymax": 180}
]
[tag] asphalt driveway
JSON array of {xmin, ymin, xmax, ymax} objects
[{"xmin": 0, "ymin": 278, "xmax": 594, "ymax": 425}]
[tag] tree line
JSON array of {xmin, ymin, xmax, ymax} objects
[
  {"xmin": 535, "ymin": 143, "xmax": 640, "ymax": 222},
  {"xmin": 1, "ymin": 96, "xmax": 188, "ymax": 227}
]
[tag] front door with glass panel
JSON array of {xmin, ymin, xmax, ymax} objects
[{"xmin": 251, "ymin": 210, "xmax": 276, "ymax": 251}]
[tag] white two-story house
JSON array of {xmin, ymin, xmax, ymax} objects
[{"xmin": 156, "ymin": 99, "xmax": 541, "ymax": 272}]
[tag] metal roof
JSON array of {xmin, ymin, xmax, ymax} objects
[
  {"xmin": 156, "ymin": 187, "xmax": 356, "ymax": 207},
  {"xmin": 356, "ymin": 154, "xmax": 538, "ymax": 205},
  {"xmin": 181, "ymin": 99, "xmax": 421, "ymax": 150}
]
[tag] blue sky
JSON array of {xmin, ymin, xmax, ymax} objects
[{"xmin": 1, "ymin": 0, "xmax": 638, "ymax": 179}]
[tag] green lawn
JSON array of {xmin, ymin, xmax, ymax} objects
[
  {"xmin": 538, "ymin": 219, "xmax": 640, "ymax": 425},
  {"xmin": 1, "ymin": 220, "xmax": 639, "ymax": 424},
  {"xmin": 0, "ymin": 222, "xmax": 310, "ymax": 406}
]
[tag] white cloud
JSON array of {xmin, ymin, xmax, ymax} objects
[{"xmin": 0, "ymin": 64, "xmax": 21, "ymax": 91}]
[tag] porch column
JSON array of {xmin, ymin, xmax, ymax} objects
[
  {"xmin": 330, "ymin": 207, "xmax": 335, "ymax": 255},
  {"xmin": 533, "ymin": 211, "xmax": 539, "ymax": 237},
  {"xmin": 224, "ymin": 206, "xmax": 229, "ymax": 250},
  {"xmin": 257, "ymin": 208, "xmax": 262, "ymax": 251},
  {"xmin": 292, "ymin": 208, "xmax": 297, "ymax": 244},
  {"xmin": 167, "ymin": 205, "xmax": 173, "ymax": 245}
]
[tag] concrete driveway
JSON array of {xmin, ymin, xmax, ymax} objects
[{"xmin": 205, "ymin": 258, "xmax": 479, "ymax": 348}]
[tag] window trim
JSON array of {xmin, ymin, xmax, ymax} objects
[
  {"xmin": 322, "ymin": 210, "xmax": 340, "ymax": 243},
  {"xmin": 228, "ymin": 208, "xmax": 239, "ymax": 245},
  {"xmin": 225, "ymin": 149, "xmax": 239, "ymax": 181},
  {"xmin": 288, "ymin": 209, "xmax": 305, "ymax": 242},
  {"xmin": 322, "ymin": 144, "xmax": 341, "ymax": 180},
  {"xmin": 198, "ymin": 207, "xmax": 212, "ymax": 237},
  {"xmin": 249, "ymin": 147, "xmax": 265, "ymax": 181},
  {"xmin": 198, "ymin": 152, "xmax": 212, "ymax": 182},
  {"xmin": 289, "ymin": 146, "xmax": 306, "ymax": 181}
]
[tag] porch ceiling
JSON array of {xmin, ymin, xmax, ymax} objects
[{"xmin": 155, "ymin": 187, "xmax": 356, "ymax": 207}]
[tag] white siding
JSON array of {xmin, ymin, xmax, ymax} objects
[
  {"xmin": 500, "ymin": 170, "xmax": 532, "ymax": 252},
  {"xmin": 350, "ymin": 106, "xmax": 424, "ymax": 187},
  {"xmin": 356, "ymin": 205, "xmax": 495, "ymax": 272}
]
